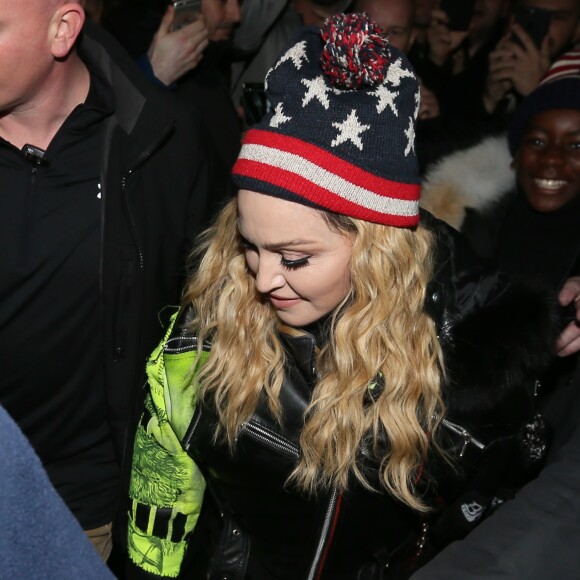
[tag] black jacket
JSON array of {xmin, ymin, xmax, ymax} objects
[
  {"xmin": 412, "ymin": 358, "xmax": 580, "ymax": 580},
  {"xmin": 175, "ymin": 213, "xmax": 557, "ymax": 579},
  {"xmin": 79, "ymin": 22, "xmax": 224, "ymax": 466}
]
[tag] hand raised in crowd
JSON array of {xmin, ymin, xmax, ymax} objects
[
  {"xmin": 483, "ymin": 24, "xmax": 550, "ymax": 114},
  {"xmin": 148, "ymin": 4, "xmax": 210, "ymax": 86},
  {"xmin": 503, "ymin": 23, "xmax": 551, "ymax": 96},
  {"xmin": 427, "ymin": 8, "xmax": 468, "ymax": 67},
  {"xmin": 556, "ymin": 277, "xmax": 580, "ymax": 357}
]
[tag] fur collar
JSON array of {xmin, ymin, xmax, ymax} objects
[{"xmin": 420, "ymin": 135, "xmax": 515, "ymax": 229}]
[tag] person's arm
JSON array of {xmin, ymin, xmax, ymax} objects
[
  {"xmin": 127, "ymin": 312, "xmax": 206, "ymax": 579},
  {"xmin": 0, "ymin": 405, "xmax": 113, "ymax": 579}
]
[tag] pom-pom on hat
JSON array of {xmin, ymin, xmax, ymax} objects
[
  {"xmin": 508, "ymin": 49, "xmax": 580, "ymax": 155},
  {"xmin": 232, "ymin": 13, "xmax": 422, "ymax": 228}
]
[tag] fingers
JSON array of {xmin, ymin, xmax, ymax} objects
[
  {"xmin": 556, "ymin": 278, "xmax": 580, "ymax": 357},
  {"xmin": 556, "ymin": 324, "xmax": 580, "ymax": 357},
  {"xmin": 148, "ymin": 14, "xmax": 209, "ymax": 85},
  {"xmin": 559, "ymin": 277, "xmax": 580, "ymax": 306},
  {"xmin": 158, "ymin": 5, "xmax": 175, "ymax": 37}
]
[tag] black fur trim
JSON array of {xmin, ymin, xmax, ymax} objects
[{"xmin": 444, "ymin": 282, "xmax": 560, "ymax": 423}]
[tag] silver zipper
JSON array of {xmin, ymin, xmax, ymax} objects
[
  {"xmin": 441, "ymin": 418, "xmax": 485, "ymax": 457},
  {"xmin": 164, "ymin": 335, "xmax": 211, "ymax": 354},
  {"xmin": 307, "ymin": 488, "xmax": 339, "ymax": 580},
  {"xmin": 242, "ymin": 421, "xmax": 300, "ymax": 459}
]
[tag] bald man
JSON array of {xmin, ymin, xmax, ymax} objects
[{"xmin": 0, "ymin": 0, "xmax": 213, "ymax": 562}]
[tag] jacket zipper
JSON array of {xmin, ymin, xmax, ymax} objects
[
  {"xmin": 164, "ymin": 335, "xmax": 212, "ymax": 354},
  {"xmin": 308, "ymin": 488, "xmax": 340, "ymax": 580},
  {"xmin": 113, "ymin": 122, "xmax": 176, "ymax": 482},
  {"xmin": 242, "ymin": 421, "xmax": 300, "ymax": 459},
  {"xmin": 441, "ymin": 418, "xmax": 485, "ymax": 457},
  {"xmin": 182, "ymin": 405, "xmax": 203, "ymax": 452}
]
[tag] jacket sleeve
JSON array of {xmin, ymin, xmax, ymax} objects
[
  {"xmin": 412, "ymin": 364, "xmax": 580, "ymax": 579},
  {"xmin": 127, "ymin": 313, "xmax": 206, "ymax": 578}
]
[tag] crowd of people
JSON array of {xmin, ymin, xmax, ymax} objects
[{"xmin": 0, "ymin": 0, "xmax": 579, "ymax": 578}]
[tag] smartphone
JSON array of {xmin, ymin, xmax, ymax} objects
[
  {"xmin": 241, "ymin": 83, "xmax": 273, "ymax": 128},
  {"xmin": 512, "ymin": 6, "xmax": 551, "ymax": 49},
  {"xmin": 172, "ymin": 0, "xmax": 202, "ymax": 31},
  {"xmin": 441, "ymin": 0, "xmax": 476, "ymax": 31}
]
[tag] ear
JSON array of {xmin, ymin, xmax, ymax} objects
[{"xmin": 50, "ymin": 3, "xmax": 86, "ymax": 59}]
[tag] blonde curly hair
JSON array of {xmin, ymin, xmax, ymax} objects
[{"xmin": 183, "ymin": 198, "xmax": 445, "ymax": 511}]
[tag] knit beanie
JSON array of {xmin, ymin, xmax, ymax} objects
[
  {"xmin": 508, "ymin": 50, "xmax": 580, "ymax": 155},
  {"xmin": 232, "ymin": 13, "xmax": 421, "ymax": 227}
]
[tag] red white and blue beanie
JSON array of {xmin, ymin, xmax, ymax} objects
[
  {"xmin": 508, "ymin": 49, "xmax": 580, "ymax": 155},
  {"xmin": 232, "ymin": 13, "xmax": 421, "ymax": 228}
]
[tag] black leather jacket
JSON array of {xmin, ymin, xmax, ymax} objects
[
  {"xmin": 173, "ymin": 213, "xmax": 557, "ymax": 580},
  {"xmin": 128, "ymin": 213, "xmax": 557, "ymax": 579}
]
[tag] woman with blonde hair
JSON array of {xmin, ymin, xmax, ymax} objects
[{"xmin": 128, "ymin": 13, "xmax": 556, "ymax": 579}]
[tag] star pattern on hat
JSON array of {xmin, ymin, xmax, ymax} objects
[
  {"xmin": 387, "ymin": 58, "xmax": 414, "ymax": 88},
  {"xmin": 331, "ymin": 109, "xmax": 370, "ymax": 151},
  {"xmin": 301, "ymin": 75, "xmax": 331, "ymax": 109},
  {"xmin": 274, "ymin": 40, "xmax": 309, "ymax": 71},
  {"xmin": 371, "ymin": 84, "xmax": 399, "ymax": 115},
  {"xmin": 404, "ymin": 116, "xmax": 415, "ymax": 156},
  {"xmin": 413, "ymin": 89, "xmax": 420, "ymax": 120},
  {"xmin": 270, "ymin": 103, "xmax": 292, "ymax": 128}
]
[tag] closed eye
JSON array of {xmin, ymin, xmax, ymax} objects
[{"xmin": 281, "ymin": 256, "xmax": 310, "ymax": 270}]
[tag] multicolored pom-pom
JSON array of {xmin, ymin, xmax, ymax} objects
[{"xmin": 320, "ymin": 12, "xmax": 391, "ymax": 90}]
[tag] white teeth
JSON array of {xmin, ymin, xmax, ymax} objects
[{"xmin": 535, "ymin": 178, "xmax": 567, "ymax": 190}]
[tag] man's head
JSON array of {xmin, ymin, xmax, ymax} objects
[
  {"xmin": 0, "ymin": 0, "xmax": 85, "ymax": 115},
  {"xmin": 202, "ymin": 0, "xmax": 241, "ymax": 41},
  {"xmin": 354, "ymin": 0, "xmax": 417, "ymax": 53},
  {"xmin": 519, "ymin": 0, "xmax": 580, "ymax": 60}
]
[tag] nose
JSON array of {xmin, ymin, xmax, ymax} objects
[
  {"xmin": 254, "ymin": 256, "xmax": 286, "ymax": 295},
  {"xmin": 541, "ymin": 144, "xmax": 566, "ymax": 167},
  {"xmin": 227, "ymin": 0, "xmax": 241, "ymax": 24}
]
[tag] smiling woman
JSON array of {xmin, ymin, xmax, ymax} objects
[
  {"xmin": 127, "ymin": 12, "xmax": 560, "ymax": 580},
  {"xmin": 237, "ymin": 190, "xmax": 354, "ymax": 327}
]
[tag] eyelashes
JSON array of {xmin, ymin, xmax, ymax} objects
[
  {"xmin": 240, "ymin": 238, "xmax": 311, "ymax": 271},
  {"xmin": 281, "ymin": 256, "xmax": 310, "ymax": 270}
]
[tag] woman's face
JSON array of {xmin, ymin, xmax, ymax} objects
[
  {"xmin": 514, "ymin": 108, "xmax": 580, "ymax": 213},
  {"xmin": 237, "ymin": 190, "xmax": 354, "ymax": 328}
]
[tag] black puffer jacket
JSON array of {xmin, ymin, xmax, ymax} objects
[{"xmin": 172, "ymin": 212, "xmax": 558, "ymax": 580}]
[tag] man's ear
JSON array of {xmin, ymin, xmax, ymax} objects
[{"xmin": 50, "ymin": 3, "xmax": 86, "ymax": 59}]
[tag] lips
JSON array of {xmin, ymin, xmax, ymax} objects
[{"xmin": 269, "ymin": 295, "xmax": 301, "ymax": 309}]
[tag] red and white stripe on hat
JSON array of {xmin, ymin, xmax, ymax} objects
[
  {"xmin": 541, "ymin": 49, "xmax": 580, "ymax": 84},
  {"xmin": 233, "ymin": 129, "xmax": 421, "ymax": 227}
]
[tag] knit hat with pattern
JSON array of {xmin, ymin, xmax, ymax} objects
[
  {"xmin": 508, "ymin": 50, "xmax": 580, "ymax": 155},
  {"xmin": 232, "ymin": 13, "xmax": 421, "ymax": 227}
]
